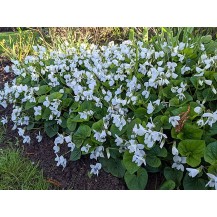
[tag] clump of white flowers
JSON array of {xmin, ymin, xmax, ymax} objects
[
  {"xmin": 1, "ymin": 35, "xmax": 217, "ymax": 190},
  {"xmin": 171, "ymin": 144, "xmax": 186, "ymax": 172},
  {"xmin": 171, "ymin": 82, "xmax": 187, "ymax": 101},
  {"xmin": 197, "ymin": 111, "xmax": 217, "ymax": 127},
  {"xmin": 78, "ymin": 110, "xmax": 94, "ymax": 120}
]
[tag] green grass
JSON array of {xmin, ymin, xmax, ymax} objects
[
  {"xmin": 0, "ymin": 148, "xmax": 50, "ymax": 190},
  {"xmin": 0, "ymin": 124, "xmax": 50, "ymax": 190},
  {"xmin": 1, "ymin": 27, "xmax": 217, "ymax": 61},
  {"xmin": 0, "ymin": 28, "xmax": 40, "ymax": 61}
]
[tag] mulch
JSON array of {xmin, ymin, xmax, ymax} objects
[{"xmin": 0, "ymin": 56, "xmax": 164, "ymax": 190}]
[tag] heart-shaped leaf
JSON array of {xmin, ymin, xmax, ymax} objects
[
  {"xmin": 70, "ymin": 147, "xmax": 81, "ymax": 161},
  {"xmin": 178, "ymin": 140, "xmax": 205, "ymax": 167},
  {"xmin": 124, "ymin": 168, "xmax": 148, "ymax": 190},
  {"xmin": 164, "ymin": 167, "xmax": 183, "ymax": 187},
  {"xmin": 160, "ymin": 180, "xmax": 176, "ymax": 190},
  {"xmin": 204, "ymin": 141, "xmax": 217, "ymax": 165},
  {"xmin": 122, "ymin": 151, "xmax": 139, "ymax": 174},
  {"xmin": 100, "ymin": 158, "xmax": 126, "ymax": 178},
  {"xmin": 183, "ymin": 174, "xmax": 207, "ymax": 190},
  {"xmin": 73, "ymin": 124, "xmax": 91, "ymax": 147}
]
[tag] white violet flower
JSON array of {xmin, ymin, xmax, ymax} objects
[
  {"xmin": 90, "ymin": 163, "xmax": 102, "ymax": 176},
  {"xmin": 186, "ymin": 168, "xmax": 200, "ymax": 178}
]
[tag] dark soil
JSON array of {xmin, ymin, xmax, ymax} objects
[{"xmin": 0, "ymin": 58, "xmax": 164, "ymax": 190}]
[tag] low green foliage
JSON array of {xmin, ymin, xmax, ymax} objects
[
  {"xmin": 160, "ymin": 180, "xmax": 176, "ymax": 190},
  {"xmin": 0, "ymin": 148, "xmax": 50, "ymax": 190}
]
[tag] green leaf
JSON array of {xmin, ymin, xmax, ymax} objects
[
  {"xmin": 129, "ymin": 29, "xmax": 135, "ymax": 41},
  {"xmin": 45, "ymin": 124, "xmax": 59, "ymax": 138},
  {"xmin": 162, "ymin": 86, "xmax": 176, "ymax": 99},
  {"xmin": 213, "ymin": 73, "xmax": 217, "ymax": 83},
  {"xmin": 171, "ymin": 102, "xmax": 199, "ymax": 120},
  {"xmin": 208, "ymin": 164, "xmax": 217, "ymax": 175},
  {"xmin": 183, "ymin": 174, "xmax": 207, "ymax": 190},
  {"xmin": 134, "ymin": 108, "xmax": 147, "ymax": 120},
  {"xmin": 203, "ymin": 136, "xmax": 216, "ymax": 145},
  {"xmin": 70, "ymin": 147, "xmax": 81, "ymax": 161},
  {"xmin": 59, "ymin": 117, "xmax": 67, "ymax": 128},
  {"xmin": 208, "ymin": 101, "xmax": 217, "ymax": 112},
  {"xmin": 153, "ymin": 104, "xmax": 164, "ymax": 114},
  {"xmin": 66, "ymin": 115, "xmax": 77, "ymax": 131},
  {"xmin": 146, "ymin": 156, "xmax": 161, "ymax": 168},
  {"xmin": 70, "ymin": 101, "xmax": 79, "ymax": 111},
  {"xmin": 169, "ymin": 93, "xmax": 193, "ymax": 107},
  {"xmin": 196, "ymin": 90, "xmax": 204, "ymax": 101},
  {"xmin": 92, "ymin": 119, "xmax": 104, "ymax": 132},
  {"xmin": 122, "ymin": 151, "xmax": 139, "ymax": 174},
  {"xmin": 153, "ymin": 115, "xmax": 171, "ymax": 131},
  {"xmin": 124, "ymin": 168, "xmax": 148, "ymax": 190},
  {"xmin": 178, "ymin": 140, "xmax": 205, "ymax": 167},
  {"xmin": 153, "ymin": 115, "xmax": 163, "ymax": 131},
  {"xmin": 205, "ymin": 41, "xmax": 217, "ymax": 54},
  {"xmin": 126, "ymin": 118, "xmax": 141, "ymax": 139},
  {"xmin": 204, "ymin": 70, "xmax": 215, "ymax": 79},
  {"xmin": 71, "ymin": 114, "xmax": 88, "ymax": 122},
  {"xmin": 25, "ymin": 101, "xmax": 37, "ymax": 110},
  {"xmin": 146, "ymin": 164, "xmax": 161, "ymax": 173},
  {"xmin": 142, "ymin": 28, "xmax": 148, "ymax": 42},
  {"xmin": 109, "ymin": 147, "xmax": 121, "ymax": 159},
  {"xmin": 44, "ymin": 120, "xmax": 56, "ymax": 127},
  {"xmin": 94, "ymin": 107, "xmax": 107, "ymax": 120},
  {"xmin": 110, "ymin": 124, "xmax": 127, "ymax": 137},
  {"xmin": 205, "ymin": 122, "xmax": 217, "ymax": 137},
  {"xmin": 62, "ymin": 98, "xmax": 73, "ymax": 108},
  {"xmin": 160, "ymin": 180, "xmax": 176, "ymax": 190},
  {"xmin": 177, "ymin": 123, "xmax": 203, "ymax": 140},
  {"xmin": 42, "ymin": 107, "xmax": 51, "ymax": 120},
  {"xmin": 48, "ymin": 92, "xmax": 63, "ymax": 101},
  {"xmin": 38, "ymin": 95, "xmax": 46, "ymax": 103},
  {"xmin": 26, "ymin": 123, "xmax": 34, "ymax": 130},
  {"xmin": 201, "ymin": 35, "xmax": 212, "ymax": 44},
  {"xmin": 204, "ymin": 141, "xmax": 217, "ymax": 165},
  {"xmin": 183, "ymin": 47, "xmax": 194, "ymax": 56},
  {"xmin": 36, "ymin": 85, "xmax": 51, "ymax": 95},
  {"xmin": 35, "ymin": 115, "xmax": 42, "ymax": 121},
  {"xmin": 164, "ymin": 167, "xmax": 183, "ymax": 186},
  {"xmin": 146, "ymin": 145, "xmax": 167, "ymax": 167},
  {"xmin": 202, "ymin": 88, "xmax": 217, "ymax": 101},
  {"xmin": 150, "ymin": 145, "xmax": 167, "ymax": 157},
  {"xmin": 160, "ymin": 115, "xmax": 172, "ymax": 129},
  {"xmin": 73, "ymin": 124, "xmax": 91, "ymax": 148},
  {"xmin": 78, "ymin": 100, "xmax": 95, "ymax": 112},
  {"xmin": 99, "ymin": 158, "xmax": 126, "ymax": 178},
  {"xmin": 190, "ymin": 77, "xmax": 198, "ymax": 89}
]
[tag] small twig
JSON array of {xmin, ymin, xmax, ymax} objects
[
  {"xmin": 175, "ymin": 104, "xmax": 191, "ymax": 133},
  {"xmin": 47, "ymin": 178, "xmax": 61, "ymax": 187}
]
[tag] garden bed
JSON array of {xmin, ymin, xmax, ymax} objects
[
  {"xmin": 0, "ymin": 60, "xmax": 164, "ymax": 189},
  {"xmin": 2, "ymin": 28, "xmax": 217, "ymax": 190}
]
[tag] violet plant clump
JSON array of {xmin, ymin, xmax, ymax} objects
[{"xmin": 1, "ymin": 29, "xmax": 217, "ymax": 189}]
